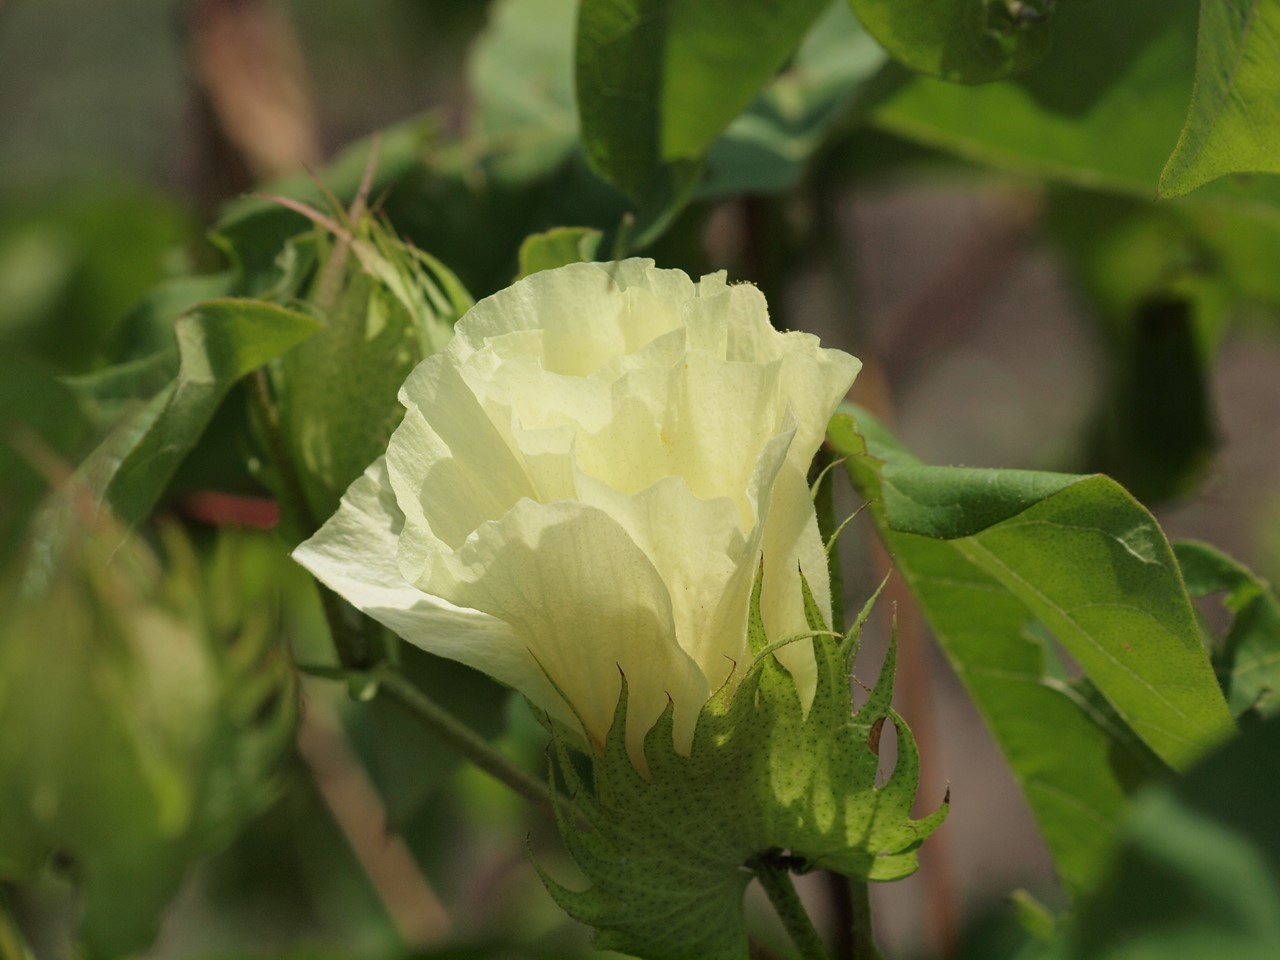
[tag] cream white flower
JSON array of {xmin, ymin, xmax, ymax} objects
[{"xmin": 294, "ymin": 259, "xmax": 860, "ymax": 766}]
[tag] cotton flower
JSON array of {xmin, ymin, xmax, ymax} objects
[{"xmin": 294, "ymin": 259, "xmax": 860, "ymax": 765}]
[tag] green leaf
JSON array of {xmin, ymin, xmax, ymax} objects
[
  {"xmin": 574, "ymin": 0, "xmax": 704, "ymax": 239},
  {"xmin": 1159, "ymin": 0, "xmax": 1280, "ymax": 198},
  {"xmin": 659, "ymin": 0, "xmax": 831, "ymax": 160},
  {"xmin": 29, "ymin": 300, "xmax": 318, "ymax": 569},
  {"xmin": 876, "ymin": 453, "xmax": 1233, "ymax": 771},
  {"xmin": 1175, "ymin": 540, "xmax": 1280, "ymax": 721},
  {"xmin": 575, "ymin": 0, "xmax": 831, "ymax": 238},
  {"xmin": 515, "ymin": 227, "xmax": 603, "ymax": 280},
  {"xmin": 828, "ymin": 409, "xmax": 1233, "ymax": 896},
  {"xmin": 700, "ymin": 2, "xmax": 888, "ymax": 198},
  {"xmin": 539, "ymin": 574, "xmax": 943, "ymax": 958},
  {"xmin": 870, "ymin": 0, "xmax": 1280, "ymax": 214},
  {"xmin": 849, "ymin": 0, "xmax": 1054, "ymax": 84},
  {"xmin": 1055, "ymin": 713, "xmax": 1280, "ymax": 960},
  {"xmin": 106, "ymin": 300, "xmax": 319, "ymax": 524}
]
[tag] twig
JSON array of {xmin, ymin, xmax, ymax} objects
[
  {"xmin": 375, "ymin": 669, "xmax": 555, "ymax": 815},
  {"xmin": 295, "ymin": 699, "xmax": 450, "ymax": 948}
]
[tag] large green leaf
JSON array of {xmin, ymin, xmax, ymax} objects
[
  {"xmin": 870, "ymin": 0, "xmax": 1280, "ymax": 215},
  {"xmin": 829, "ymin": 409, "xmax": 1234, "ymax": 894},
  {"xmin": 28, "ymin": 300, "xmax": 318, "ymax": 571},
  {"xmin": 1176, "ymin": 540, "xmax": 1280, "ymax": 722},
  {"xmin": 575, "ymin": 0, "xmax": 828, "ymax": 238},
  {"xmin": 1159, "ymin": 0, "xmax": 1280, "ymax": 198},
  {"xmin": 574, "ymin": 0, "xmax": 704, "ymax": 238},
  {"xmin": 848, "ymin": 0, "xmax": 1053, "ymax": 84},
  {"xmin": 874, "ymin": 444, "xmax": 1233, "ymax": 769}
]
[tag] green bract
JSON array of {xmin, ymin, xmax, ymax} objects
[{"xmin": 540, "ymin": 573, "xmax": 946, "ymax": 960}]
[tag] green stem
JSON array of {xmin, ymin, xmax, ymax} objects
[
  {"xmin": 848, "ymin": 879, "xmax": 885, "ymax": 960},
  {"xmin": 753, "ymin": 859, "xmax": 832, "ymax": 960},
  {"xmin": 375, "ymin": 669, "xmax": 555, "ymax": 815}
]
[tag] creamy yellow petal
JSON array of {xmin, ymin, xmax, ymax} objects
[
  {"xmin": 292, "ymin": 459, "xmax": 580, "ymax": 732},
  {"xmin": 424, "ymin": 498, "xmax": 710, "ymax": 765}
]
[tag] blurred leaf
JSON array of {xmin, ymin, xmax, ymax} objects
[
  {"xmin": 102, "ymin": 271, "xmax": 237, "ymax": 364},
  {"xmin": 1051, "ymin": 714, "xmax": 1280, "ymax": 960},
  {"xmin": 575, "ymin": 0, "xmax": 704, "ymax": 240},
  {"xmin": 849, "ymin": 0, "xmax": 1053, "ymax": 84},
  {"xmin": 829, "ymin": 408, "xmax": 1229, "ymax": 895},
  {"xmin": 701, "ymin": 2, "xmax": 888, "ymax": 198},
  {"xmin": 516, "ymin": 226, "xmax": 602, "ymax": 279},
  {"xmin": 467, "ymin": 0, "xmax": 580, "ymax": 182},
  {"xmin": 1159, "ymin": 0, "xmax": 1280, "ymax": 198},
  {"xmin": 0, "ymin": 523, "xmax": 297, "ymax": 957},
  {"xmin": 0, "ymin": 185, "xmax": 195, "ymax": 372},
  {"xmin": 1176, "ymin": 540, "xmax": 1280, "ymax": 722},
  {"xmin": 0, "ymin": 359, "xmax": 92, "ymax": 565}
]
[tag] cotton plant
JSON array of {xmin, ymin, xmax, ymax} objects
[{"xmin": 294, "ymin": 259, "xmax": 944, "ymax": 957}]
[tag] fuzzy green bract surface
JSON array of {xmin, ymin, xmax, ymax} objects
[{"xmin": 539, "ymin": 576, "xmax": 946, "ymax": 960}]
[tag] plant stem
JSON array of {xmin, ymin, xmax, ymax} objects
[
  {"xmin": 375, "ymin": 669, "xmax": 555, "ymax": 815},
  {"xmin": 753, "ymin": 859, "xmax": 832, "ymax": 960},
  {"xmin": 848, "ymin": 879, "xmax": 885, "ymax": 960}
]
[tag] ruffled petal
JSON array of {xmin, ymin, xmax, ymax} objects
[{"xmin": 425, "ymin": 498, "xmax": 711, "ymax": 766}]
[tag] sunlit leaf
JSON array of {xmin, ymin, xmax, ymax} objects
[
  {"xmin": 574, "ymin": 0, "xmax": 704, "ymax": 240},
  {"xmin": 1159, "ymin": 0, "xmax": 1280, "ymax": 198},
  {"xmin": 871, "ymin": 0, "xmax": 1280, "ymax": 215},
  {"xmin": 830, "ymin": 408, "xmax": 1235, "ymax": 895}
]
